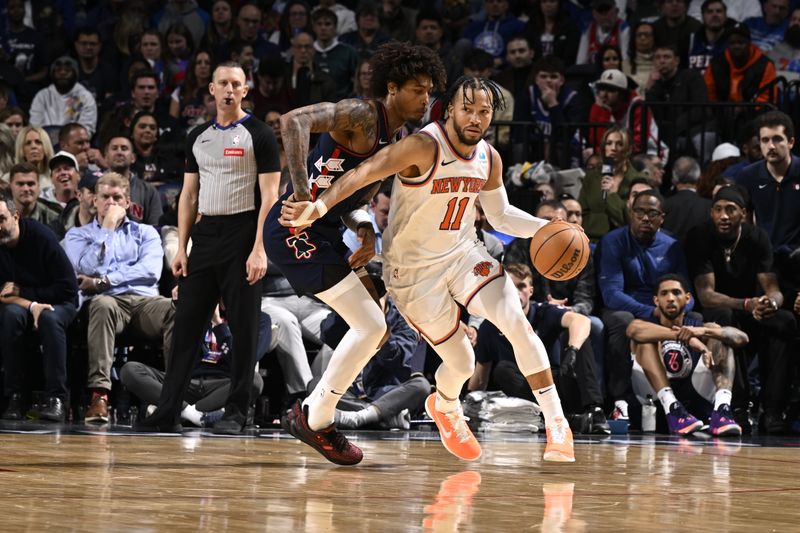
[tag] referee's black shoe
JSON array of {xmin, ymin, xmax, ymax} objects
[
  {"xmin": 135, "ymin": 410, "xmax": 183, "ymax": 433},
  {"xmin": 283, "ymin": 400, "xmax": 363, "ymax": 465}
]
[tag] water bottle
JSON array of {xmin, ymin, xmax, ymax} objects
[{"xmin": 642, "ymin": 395, "xmax": 657, "ymax": 433}]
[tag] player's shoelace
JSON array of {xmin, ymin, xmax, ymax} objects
[
  {"xmin": 328, "ymin": 428, "xmax": 351, "ymax": 452},
  {"xmin": 445, "ymin": 410, "xmax": 472, "ymax": 443}
]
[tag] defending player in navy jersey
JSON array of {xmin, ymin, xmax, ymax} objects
[
  {"xmin": 264, "ymin": 42, "xmax": 447, "ymax": 465},
  {"xmin": 281, "ymin": 77, "xmax": 577, "ymax": 463}
]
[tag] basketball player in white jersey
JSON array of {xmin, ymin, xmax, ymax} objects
[{"xmin": 281, "ymin": 77, "xmax": 575, "ymax": 463}]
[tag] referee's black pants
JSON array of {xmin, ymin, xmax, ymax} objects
[{"xmin": 153, "ymin": 212, "xmax": 262, "ymax": 425}]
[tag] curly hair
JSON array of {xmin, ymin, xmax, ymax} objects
[
  {"xmin": 443, "ymin": 76, "xmax": 507, "ymax": 114},
  {"xmin": 368, "ymin": 42, "xmax": 447, "ymax": 99}
]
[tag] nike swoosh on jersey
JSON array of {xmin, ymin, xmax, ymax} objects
[
  {"xmin": 441, "ymin": 159, "xmax": 456, "ymax": 166},
  {"xmin": 758, "ymin": 183, "xmax": 768, "ymax": 189}
]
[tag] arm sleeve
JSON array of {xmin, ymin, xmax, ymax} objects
[{"xmin": 479, "ymin": 186, "xmax": 548, "ymax": 238}]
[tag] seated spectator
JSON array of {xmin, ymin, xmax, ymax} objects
[
  {"xmin": 768, "ymin": 8, "xmax": 800, "ymax": 75},
  {"xmin": 523, "ymin": 0, "xmax": 579, "ymax": 66},
  {"xmin": 379, "ymin": 0, "xmax": 418, "ymax": 44},
  {"xmin": 48, "ymin": 151, "xmax": 81, "ymax": 208},
  {"xmin": 645, "ymin": 43, "xmax": 717, "ymax": 162},
  {"xmin": 705, "ymin": 23, "xmax": 777, "ymax": 104},
  {"xmin": 579, "ymin": 126, "xmax": 644, "ymax": 243},
  {"xmin": 269, "ymin": 0, "xmax": 314, "ymax": 55},
  {"xmin": 652, "ymin": 0, "xmax": 702, "ymax": 67},
  {"xmin": 588, "ymin": 69, "xmax": 664, "ymax": 160},
  {"xmin": 0, "ymin": 192, "xmax": 78, "ymax": 422},
  {"xmin": 230, "ymin": 39, "xmax": 256, "ymax": 92},
  {"xmin": 463, "ymin": 0, "xmax": 525, "ymax": 65},
  {"xmin": 494, "ymin": 35, "xmax": 537, "ymax": 102},
  {"xmin": 52, "ymin": 173, "xmax": 97, "ymax": 240},
  {"xmin": 3, "ymin": 0, "xmax": 48, "ymax": 89},
  {"xmin": 74, "ymin": 27, "xmax": 118, "ymax": 103},
  {"xmin": 154, "ymin": 0, "xmax": 209, "ymax": 50},
  {"xmin": 328, "ymin": 285, "xmax": 429, "ymax": 430},
  {"xmin": 0, "ymin": 126, "xmax": 14, "ymax": 179},
  {"xmin": 0, "ymin": 107, "xmax": 26, "ymax": 139},
  {"xmin": 734, "ymin": 111, "xmax": 800, "ymax": 294},
  {"xmin": 12, "ymin": 126, "xmax": 54, "ymax": 196},
  {"xmin": 29, "ymin": 56, "xmax": 98, "ymax": 137},
  {"xmin": 688, "ymin": 0, "xmax": 760, "ymax": 23},
  {"xmin": 576, "ymin": 0, "xmax": 630, "ymax": 65},
  {"xmin": 624, "ymin": 21, "xmax": 656, "ymax": 89},
  {"xmin": 162, "ymin": 23, "xmax": 195, "ymax": 94},
  {"xmin": 169, "ymin": 51, "xmax": 214, "ymax": 131},
  {"xmin": 7, "ymin": 163, "xmax": 60, "ymax": 226},
  {"xmin": 312, "ymin": 8, "xmax": 360, "ymax": 100},
  {"xmin": 662, "ymin": 156, "xmax": 710, "ymax": 243},
  {"xmin": 58, "ymin": 123, "xmax": 105, "ymax": 176},
  {"xmin": 518, "ymin": 56, "xmax": 584, "ymax": 167},
  {"xmin": 468, "ymin": 263, "xmax": 609, "ymax": 434},
  {"xmin": 744, "ymin": 0, "xmax": 790, "ymax": 53},
  {"xmin": 343, "ymin": 183, "xmax": 390, "ymax": 257},
  {"xmin": 687, "ymin": 0, "xmax": 731, "ymax": 72},
  {"xmin": 202, "ymin": 0, "xmax": 235, "ymax": 61},
  {"xmin": 631, "ymin": 153, "xmax": 665, "ymax": 189},
  {"xmin": 122, "ymin": 302, "xmax": 268, "ymax": 428},
  {"xmin": 64, "ymin": 172, "xmax": 175, "ymax": 425},
  {"xmin": 228, "ymin": 3, "xmax": 281, "ymax": 60},
  {"xmin": 627, "ymin": 274, "xmax": 747, "ymax": 435},
  {"xmin": 102, "ymin": 135, "xmax": 163, "ymax": 226},
  {"xmin": 687, "ymin": 185, "xmax": 797, "ymax": 434},
  {"xmin": 626, "ymin": 176, "xmax": 653, "ymax": 212},
  {"xmin": 597, "ymin": 190, "xmax": 692, "ymax": 420},
  {"xmin": 341, "ymin": 2, "xmax": 391, "ymax": 58},
  {"xmin": 288, "ymin": 31, "xmax": 338, "ymax": 109},
  {"xmin": 415, "ymin": 9, "xmax": 467, "ymax": 88},
  {"xmin": 129, "ymin": 111, "xmax": 182, "ymax": 188},
  {"xmin": 313, "ymin": 0, "xmax": 357, "ymax": 37}
]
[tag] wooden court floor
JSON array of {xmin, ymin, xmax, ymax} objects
[{"xmin": 1, "ymin": 427, "xmax": 799, "ymax": 532}]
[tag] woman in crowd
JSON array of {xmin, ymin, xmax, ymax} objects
[
  {"xmin": 13, "ymin": 126, "xmax": 54, "ymax": 195},
  {"xmin": 524, "ymin": 0, "xmax": 579, "ymax": 65},
  {"xmin": 0, "ymin": 107, "xmax": 26, "ymax": 139},
  {"xmin": 169, "ymin": 50, "xmax": 214, "ymax": 130},
  {"xmin": 579, "ymin": 126, "xmax": 644, "ymax": 242},
  {"xmin": 164, "ymin": 23, "xmax": 195, "ymax": 92},
  {"xmin": 623, "ymin": 21, "xmax": 656, "ymax": 90}
]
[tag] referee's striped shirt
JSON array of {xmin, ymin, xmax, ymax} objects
[{"xmin": 186, "ymin": 114, "xmax": 280, "ymax": 215}]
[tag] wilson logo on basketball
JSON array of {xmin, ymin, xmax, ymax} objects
[
  {"xmin": 224, "ymin": 148, "xmax": 245, "ymax": 156},
  {"xmin": 550, "ymin": 248, "xmax": 581, "ymax": 279},
  {"xmin": 472, "ymin": 261, "xmax": 492, "ymax": 277}
]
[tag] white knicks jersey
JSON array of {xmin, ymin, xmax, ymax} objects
[{"xmin": 383, "ymin": 121, "xmax": 493, "ymax": 267}]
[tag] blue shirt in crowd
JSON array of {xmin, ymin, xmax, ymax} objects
[
  {"xmin": 597, "ymin": 226, "xmax": 693, "ymax": 319},
  {"xmin": 64, "ymin": 218, "xmax": 163, "ymax": 297}
]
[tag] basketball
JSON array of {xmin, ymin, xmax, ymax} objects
[{"xmin": 529, "ymin": 221, "xmax": 590, "ymax": 281}]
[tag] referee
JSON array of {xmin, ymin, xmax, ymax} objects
[{"xmin": 138, "ymin": 61, "xmax": 281, "ymax": 433}]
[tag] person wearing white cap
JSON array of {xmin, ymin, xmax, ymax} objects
[
  {"xmin": 28, "ymin": 56, "xmax": 98, "ymax": 136},
  {"xmin": 48, "ymin": 150, "xmax": 81, "ymax": 207},
  {"xmin": 588, "ymin": 68, "xmax": 665, "ymax": 161},
  {"xmin": 711, "ymin": 142, "xmax": 740, "ymax": 162}
]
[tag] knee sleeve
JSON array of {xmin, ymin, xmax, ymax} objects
[{"xmin": 467, "ymin": 276, "xmax": 550, "ymax": 376}]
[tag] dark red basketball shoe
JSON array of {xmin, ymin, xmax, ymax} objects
[{"xmin": 283, "ymin": 401, "xmax": 363, "ymax": 466}]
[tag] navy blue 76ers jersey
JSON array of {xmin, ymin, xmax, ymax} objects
[{"xmin": 265, "ymin": 100, "xmax": 393, "ymax": 270}]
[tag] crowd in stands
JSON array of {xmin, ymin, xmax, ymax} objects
[{"xmin": 0, "ymin": 0, "xmax": 799, "ymax": 436}]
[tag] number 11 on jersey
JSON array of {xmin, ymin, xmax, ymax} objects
[{"xmin": 439, "ymin": 197, "xmax": 470, "ymax": 231}]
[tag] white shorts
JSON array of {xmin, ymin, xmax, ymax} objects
[{"xmin": 384, "ymin": 241, "xmax": 502, "ymax": 345}]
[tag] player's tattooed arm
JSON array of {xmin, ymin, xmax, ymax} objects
[{"xmin": 281, "ymin": 99, "xmax": 376, "ymax": 201}]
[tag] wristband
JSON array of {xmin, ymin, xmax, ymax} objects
[
  {"xmin": 743, "ymin": 298, "xmax": 750, "ymax": 312},
  {"xmin": 28, "ymin": 301, "xmax": 37, "ymax": 312}
]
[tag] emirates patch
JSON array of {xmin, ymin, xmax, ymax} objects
[{"xmin": 224, "ymin": 148, "xmax": 245, "ymax": 156}]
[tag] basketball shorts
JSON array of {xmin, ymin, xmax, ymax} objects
[
  {"xmin": 385, "ymin": 241, "xmax": 502, "ymax": 346},
  {"xmin": 631, "ymin": 341, "xmax": 716, "ymax": 412}
]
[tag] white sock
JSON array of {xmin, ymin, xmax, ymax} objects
[
  {"xmin": 303, "ymin": 379, "xmax": 344, "ymax": 430},
  {"xmin": 614, "ymin": 400, "xmax": 628, "ymax": 417},
  {"xmin": 180, "ymin": 404, "xmax": 203, "ymax": 426},
  {"xmin": 435, "ymin": 391, "xmax": 460, "ymax": 414},
  {"xmin": 533, "ymin": 385, "xmax": 565, "ymax": 426},
  {"xmin": 657, "ymin": 387, "xmax": 678, "ymax": 412},
  {"xmin": 359, "ymin": 405, "xmax": 380, "ymax": 425},
  {"xmin": 713, "ymin": 389, "xmax": 732, "ymax": 411}
]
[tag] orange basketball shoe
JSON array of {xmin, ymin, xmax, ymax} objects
[
  {"xmin": 544, "ymin": 416, "xmax": 575, "ymax": 462},
  {"xmin": 425, "ymin": 394, "xmax": 482, "ymax": 461}
]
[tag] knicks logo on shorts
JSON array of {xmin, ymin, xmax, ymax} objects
[
  {"xmin": 472, "ymin": 261, "xmax": 492, "ymax": 277},
  {"xmin": 224, "ymin": 148, "xmax": 245, "ymax": 156},
  {"xmin": 285, "ymin": 231, "xmax": 317, "ymax": 260}
]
